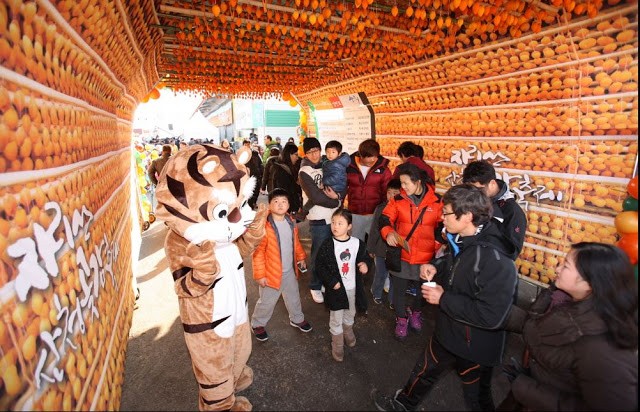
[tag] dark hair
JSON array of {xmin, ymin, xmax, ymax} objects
[
  {"xmin": 269, "ymin": 147, "xmax": 280, "ymax": 157},
  {"xmin": 242, "ymin": 139, "xmax": 251, "ymax": 146},
  {"xmin": 570, "ymin": 242, "xmax": 638, "ymax": 349},
  {"xmin": 162, "ymin": 144, "xmax": 173, "ymax": 153},
  {"xmin": 325, "ymin": 140, "xmax": 342, "ymax": 152},
  {"xmin": 387, "ymin": 178, "xmax": 401, "ymax": 191},
  {"xmin": 264, "ymin": 135, "xmax": 272, "ymax": 142},
  {"xmin": 397, "ymin": 141, "xmax": 419, "ymax": 158},
  {"xmin": 414, "ymin": 144, "xmax": 424, "ymax": 159},
  {"xmin": 268, "ymin": 187, "xmax": 289, "ymax": 202},
  {"xmin": 358, "ymin": 139, "xmax": 380, "ymax": 158},
  {"xmin": 442, "ymin": 184, "xmax": 493, "ymax": 226},
  {"xmin": 462, "ymin": 160, "xmax": 496, "ymax": 185},
  {"xmin": 397, "ymin": 163, "xmax": 429, "ymax": 185},
  {"xmin": 332, "ymin": 208, "xmax": 352, "ymax": 225},
  {"xmin": 281, "ymin": 143, "xmax": 298, "ymax": 158}
]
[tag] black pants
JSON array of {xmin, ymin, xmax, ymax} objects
[
  {"xmin": 390, "ymin": 275, "xmax": 423, "ymax": 318},
  {"xmin": 396, "ymin": 336, "xmax": 495, "ymax": 411},
  {"xmin": 248, "ymin": 185, "xmax": 260, "ymax": 209}
]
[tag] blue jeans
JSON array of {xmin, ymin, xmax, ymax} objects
[
  {"xmin": 309, "ymin": 221, "xmax": 332, "ymax": 291},
  {"xmin": 371, "ymin": 256, "xmax": 393, "ymax": 300}
]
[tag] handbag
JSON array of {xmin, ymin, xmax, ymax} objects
[{"xmin": 385, "ymin": 207, "xmax": 427, "ymax": 272}]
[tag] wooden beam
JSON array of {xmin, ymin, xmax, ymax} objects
[
  {"xmin": 158, "ymin": 4, "xmax": 409, "ymax": 47},
  {"xmin": 237, "ymin": 0, "xmax": 412, "ymax": 35}
]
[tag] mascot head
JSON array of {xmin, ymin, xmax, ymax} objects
[{"xmin": 154, "ymin": 144, "xmax": 257, "ymax": 245}]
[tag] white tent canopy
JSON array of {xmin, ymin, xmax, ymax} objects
[{"xmin": 181, "ymin": 110, "xmax": 220, "ymax": 143}]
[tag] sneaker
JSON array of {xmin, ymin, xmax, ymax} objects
[
  {"xmin": 252, "ymin": 326, "xmax": 269, "ymax": 342},
  {"xmin": 408, "ymin": 309, "xmax": 423, "ymax": 332},
  {"xmin": 290, "ymin": 320, "xmax": 313, "ymax": 332},
  {"xmin": 395, "ymin": 317, "xmax": 409, "ymax": 341},
  {"xmin": 370, "ymin": 388, "xmax": 407, "ymax": 412},
  {"xmin": 310, "ymin": 289, "xmax": 324, "ymax": 303},
  {"xmin": 373, "ymin": 297, "xmax": 383, "ymax": 305}
]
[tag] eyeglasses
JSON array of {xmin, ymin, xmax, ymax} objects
[{"xmin": 442, "ymin": 211, "xmax": 455, "ymax": 216}]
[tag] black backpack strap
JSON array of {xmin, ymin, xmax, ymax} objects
[{"xmin": 406, "ymin": 207, "xmax": 428, "ymax": 242}]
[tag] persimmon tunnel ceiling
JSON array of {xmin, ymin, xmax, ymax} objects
[{"xmin": 154, "ymin": 0, "xmax": 615, "ymax": 98}]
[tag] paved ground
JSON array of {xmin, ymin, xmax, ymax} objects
[{"xmin": 121, "ymin": 194, "xmax": 538, "ymax": 411}]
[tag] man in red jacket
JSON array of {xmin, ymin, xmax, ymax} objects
[
  {"xmin": 391, "ymin": 141, "xmax": 435, "ymax": 184},
  {"xmin": 345, "ymin": 139, "xmax": 392, "ymax": 243}
]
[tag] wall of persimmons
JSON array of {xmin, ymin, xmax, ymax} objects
[
  {"xmin": 0, "ymin": 0, "xmax": 161, "ymax": 409},
  {"xmin": 299, "ymin": 3, "xmax": 638, "ymax": 286}
]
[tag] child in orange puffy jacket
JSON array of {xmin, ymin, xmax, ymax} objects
[{"xmin": 250, "ymin": 188, "xmax": 313, "ymax": 342}]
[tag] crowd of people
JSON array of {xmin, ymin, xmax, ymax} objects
[
  {"xmin": 245, "ymin": 136, "xmax": 636, "ymax": 411},
  {"xmin": 147, "ymin": 134, "xmax": 638, "ymax": 411}
]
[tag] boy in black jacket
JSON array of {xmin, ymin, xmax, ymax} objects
[
  {"xmin": 372, "ymin": 184, "xmax": 517, "ymax": 411},
  {"xmin": 462, "ymin": 160, "xmax": 527, "ymax": 260}
]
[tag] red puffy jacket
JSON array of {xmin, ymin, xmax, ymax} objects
[
  {"xmin": 380, "ymin": 186, "xmax": 443, "ymax": 264},
  {"xmin": 345, "ymin": 154, "xmax": 392, "ymax": 215}
]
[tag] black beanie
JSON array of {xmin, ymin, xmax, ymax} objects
[{"xmin": 302, "ymin": 138, "xmax": 321, "ymax": 153}]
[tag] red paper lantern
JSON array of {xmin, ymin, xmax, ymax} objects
[
  {"xmin": 627, "ymin": 175, "xmax": 638, "ymax": 199},
  {"xmin": 617, "ymin": 233, "xmax": 638, "ymax": 265}
]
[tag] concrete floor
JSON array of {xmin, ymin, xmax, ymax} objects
[{"xmin": 121, "ymin": 194, "xmax": 535, "ymax": 411}]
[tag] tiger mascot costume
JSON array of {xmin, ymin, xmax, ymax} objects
[{"xmin": 155, "ymin": 144, "xmax": 268, "ymax": 411}]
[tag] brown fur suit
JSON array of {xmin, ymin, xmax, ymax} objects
[{"xmin": 155, "ymin": 144, "xmax": 267, "ymax": 411}]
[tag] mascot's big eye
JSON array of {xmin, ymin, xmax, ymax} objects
[{"xmin": 212, "ymin": 204, "xmax": 229, "ymax": 220}]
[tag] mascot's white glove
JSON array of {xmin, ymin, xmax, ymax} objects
[{"xmin": 236, "ymin": 203, "xmax": 269, "ymax": 256}]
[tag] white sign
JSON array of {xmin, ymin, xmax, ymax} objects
[{"xmin": 313, "ymin": 95, "xmax": 374, "ymax": 155}]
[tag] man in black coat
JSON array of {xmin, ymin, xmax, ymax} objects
[{"xmin": 372, "ymin": 184, "xmax": 517, "ymax": 412}]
